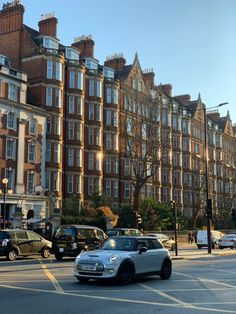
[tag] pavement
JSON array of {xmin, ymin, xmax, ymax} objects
[{"xmin": 170, "ymin": 242, "xmax": 236, "ymax": 259}]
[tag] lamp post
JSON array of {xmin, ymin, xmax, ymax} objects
[
  {"xmin": 0, "ymin": 178, "xmax": 13, "ymax": 229},
  {"xmin": 171, "ymin": 200, "xmax": 178, "ymax": 256},
  {"xmin": 203, "ymin": 102, "xmax": 228, "ymax": 254}
]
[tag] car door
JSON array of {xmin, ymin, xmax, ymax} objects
[
  {"xmin": 27, "ymin": 231, "xmax": 42, "ymax": 254},
  {"xmin": 134, "ymin": 239, "xmax": 154, "ymax": 274},
  {"xmin": 147, "ymin": 239, "xmax": 166, "ymax": 272},
  {"xmin": 15, "ymin": 231, "xmax": 31, "ymax": 255}
]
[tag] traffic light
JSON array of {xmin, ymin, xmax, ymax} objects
[
  {"xmin": 137, "ymin": 214, "xmax": 142, "ymax": 224},
  {"xmin": 206, "ymin": 199, "xmax": 212, "ymax": 219},
  {"xmin": 232, "ymin": 208, "xmax": 236, "ymax": 221}
]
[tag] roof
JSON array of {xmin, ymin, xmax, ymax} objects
[{"xmin": 114, "ymin": 65, "xmax": 132, "ymax": 81}]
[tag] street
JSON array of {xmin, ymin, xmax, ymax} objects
[{"xmin": 1, "ymin": 249, "xmax": 236, "ymax": 314}]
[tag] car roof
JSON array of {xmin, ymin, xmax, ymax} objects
[
  {"xmin": 108, "ymin": 236, "xmax": 157, "ymax": 240},
  {"xmin": 107, "ymin": 228, "xmax": 139, "ymax": 231},
  {"xmin": 59, "ymin": 225, "xmax": 101, "ymax": 230}
]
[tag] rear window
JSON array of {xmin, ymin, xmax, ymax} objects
[
  {"xmin": 0, "ymin": 231, "xmax": 11, "ymax": 240},
  {"xmin": 54, "ymin": 227, "xmax": 76, "ymax": 241},
  {"xmin": 106, "ymin": 230, "xmax": 121, "ymax": 236},
  {"xmin": 15, "ymin": 231, "xmax": 28, "ymax": 239}
]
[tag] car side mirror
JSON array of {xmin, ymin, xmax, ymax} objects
[{"xmin": 139, "ymin": 247, "xmax": 147, "ymax": 254}]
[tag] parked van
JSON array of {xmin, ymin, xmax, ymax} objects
[
  {"xmin": 197, "ymin": 230, "xmax": 224, "ymax": 249},
  {"xmin": 52, "ymin": 225, "xmax": 107, "ymax": 260}
]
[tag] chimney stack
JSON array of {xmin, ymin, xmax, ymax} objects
[
  {"xmin": 174, "ymin": 94, "xmax": 191, "ymax": 105},
  {"xmin": 72, "ymin": 35, "xmax": 95, "ymax": 58},
  {"xmin": 143, "ymin": 69, "xmax": 155, "ymax": 89},
  {"xmin": 158, "ymin": 84, "xmax": 172, "ymax": 97},
  {"xmin": 0, "ymin": 1, "xmax": 24, "ymax": 35},
  {"xmin": 104, "ymin": 54, "xmax": 126, "ymax": 70},
  {"xmin": 38, "ymin": 13, "xmax": 58, "ymax": 38}
]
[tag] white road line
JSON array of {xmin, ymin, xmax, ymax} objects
[
  {"xmin": 40, "ymin": 261, "xmax": 64, "ymax": 293},
  {"xmin": 174, "ymin": 271, "xmax": 236, "ymax": 289},
  {"xmin": 0, "ymin": 283, "xmax": 235, "ymax": 313}
]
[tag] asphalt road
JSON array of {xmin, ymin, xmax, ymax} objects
[{"xmin": 1, "ymin": 252, "xmax": 236, "ymax": 314}]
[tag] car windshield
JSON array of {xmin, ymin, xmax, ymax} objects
[{"xmin": 100, "ymin": 237, "xmax": 136, "ymax": 251}]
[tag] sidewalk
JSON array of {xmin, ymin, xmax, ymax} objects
[{"xmin": 170, "ymin": 243, "xmax": 236, "ymax": 260}]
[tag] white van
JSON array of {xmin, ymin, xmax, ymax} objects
[{"xmin": 197, "ymin": 230, "xmax": 223, "ymax": 249}]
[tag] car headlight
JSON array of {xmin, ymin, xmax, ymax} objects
[{"xmin": 109, "ymin": 255, "xmax": 119, "ymax": 263}]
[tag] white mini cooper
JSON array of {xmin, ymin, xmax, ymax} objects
[{"xmin": 74, "ymin": 236, "xmax": 172, "ymax": 284}]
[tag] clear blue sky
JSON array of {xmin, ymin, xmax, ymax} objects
[{"xmin": 3, "ymin": 0, "xmax": 236, "ymax": 121}]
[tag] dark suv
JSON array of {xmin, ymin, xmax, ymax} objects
[
  {"xmin": 52, "ymin": 225, "xmax": 107, "ymax": 260},
  {"xmin": 0, "ymin": 229, "xmax": 52, "ymax": 261}
]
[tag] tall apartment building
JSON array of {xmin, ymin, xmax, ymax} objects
[
  {"xmin": 0, "ymin": 53, "xmax": 48, "ymax": 225},
  {"xmin": 0, "ymin": 1, "xmax": 235, "ymax": 224}
]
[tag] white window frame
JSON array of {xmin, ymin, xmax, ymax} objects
[
  {"xmin": 68, "ymin": 148, "xmax": 74, "ymax": 166},
  {"xmin": 89, "ymin": 103, "xmax": 94, "ymax": 120},
  {"xmin": 47, "ymin": 60, "xmax": 53, "ymax": 79},
  {"xmin": 28, "ymin": 142, "xmax": 36, "ymax": 163},
  {"xmin": 46, "ymin": 87, "xmax": 52, "ymax": 107},
  {"xmin": 67, "ymin": 174, "xmax": 73, "ymax": 193},
  {"xmin": 69, "ymin": 70, "xmax": 75, "ymax": 88},
  {"xmin": 6, "ymin": 138, "xmax": 16, "ymax": 160},
  {"xmin": 7, "ymin": 112, "xmax": 16, "ymax": 130},
  {"xmin": 89, "ymin": 80, "xmax": 94, "ymax": 96},
  {"xmin": 69, "ymin": 96, "xmax": 75, "ymax": 114},
  {"xmin": 88, "ymin": 152, "xmax": 94, "ymax": 170}
]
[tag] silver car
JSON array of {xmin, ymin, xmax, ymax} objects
[
  {"xmin": 74, "ymin": 236, "xmax": 172, "ymax": 284},
  {"xmin": 219, "ymin": 234, "xmax": 236, "ymax": 249}
]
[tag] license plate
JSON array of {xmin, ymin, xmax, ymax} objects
[
  {"xmin": 81, "ymin": 264, "xmax": 96, "ymax": 271},
  {"xmin": 59, "ymin": 248, "xmax": 64, "ymax": 252}
]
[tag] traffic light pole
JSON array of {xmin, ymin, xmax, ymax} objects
[{"xmin": 204, "ymin": 107, "xmax": 212, "ymax": 254}]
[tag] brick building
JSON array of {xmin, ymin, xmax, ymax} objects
[{"xmin": 0, "ymin": 1, "xmax": 236, "ymax": 225}]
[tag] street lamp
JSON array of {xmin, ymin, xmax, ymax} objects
[
  {"xmin": 203, "ymin": 102, "xmax": 228, "ymax": 254},
  {"xmin": 0, "ymin": 178, "xmax": 13, "ymax": 229},
  {"xmin": 171, "ymin": 200, "xmax": 178, "ymax": 256}
]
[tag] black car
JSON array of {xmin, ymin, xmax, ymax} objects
[
  {"xmin": 0, "ymin": 229, "xmax": 52, "ymax": 261},
  {"xmin": 52, "ymin": 225, "xmax": 107, "ymax": 261}
]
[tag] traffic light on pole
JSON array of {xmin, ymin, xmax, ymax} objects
[{"xmin": 136, "ymin": 214, "xmax": 142, "ymax": 224}]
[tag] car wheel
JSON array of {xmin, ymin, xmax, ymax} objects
[
  {"xmin": 160, "ymin": 258, "xmax": 172, "ymax": 280},
  {"xmin": 197, "ymin": 245, "xmax": 202, "ymax": 249},
  {"xmin": 55, "ymin": 253, "xmax": 63, "ymax": 261},
  {"xmin": 42, "ymin": 247, "xmax": 51, "ymax": 258},
  {"xmin": 219, "ymin": 246, "xmax": 223, "ymax": 249},
  {"xmin": 171, "ymin": 244, "xmax": 175, "ymax": 251},
  {"xmin": 116, "ymin": 263, "xmax": 134, "ymax": 284},
  {"xmin": 230, "ymin": 247, "xmax": 234, "ymax": 250},
  {"xmin": 76, "ymin": 277, "xmax": 89, "ymax": 283},
  {"xmin": 212, "ymin": 243, "xmax": 216, "ymax": 249},
  {"xmin": 7, "ymin": 249, "xmax": 17, "ymax": 261}
]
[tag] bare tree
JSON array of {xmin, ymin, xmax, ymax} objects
[{"xmin": 120, "ymin": 89, "xmax": 168, "ymax": 218}]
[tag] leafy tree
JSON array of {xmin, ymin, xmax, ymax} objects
[{"xmin": 115, "ymin": 204, "xmax": 136, "ymax": 228}]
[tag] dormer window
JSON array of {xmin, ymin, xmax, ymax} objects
[
  {"xmin": 103, "ymin": 67, "xmax": 114, "ymax": 79},
  {"xmin": 85, "ymin": 58, "xmax": 98, "ymax": 70},
  {"xmin": 43, "ymin": 36, "xmax": 59, "ymax": 50},
  {"xmin": 65, "ymin": 48, "xmax": 80, "ymax": 61}
]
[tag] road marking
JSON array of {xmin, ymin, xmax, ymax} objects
[
  {"xmin": 138, "ymin": 283, "xmax": 195, "ymax": 308},
  {"xmin": 174, "ymin": 271, "xmax": 236, "ymax": 288},
  {"xmin": 40, "ymin": 261, "xmax": 64, "ymax": 293},
  {"xmin": 0, "ymin": 283, "xmax": 236, "ymax": 313}
]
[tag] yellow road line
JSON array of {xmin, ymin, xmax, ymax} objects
[{"xmin": 40, "ymin": 262, "xmax": 64, "ymax": 293}]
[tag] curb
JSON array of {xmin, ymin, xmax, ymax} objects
[{"xmin": 171, "ymin": 250, "xmax": 236, "ymax": 260}]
